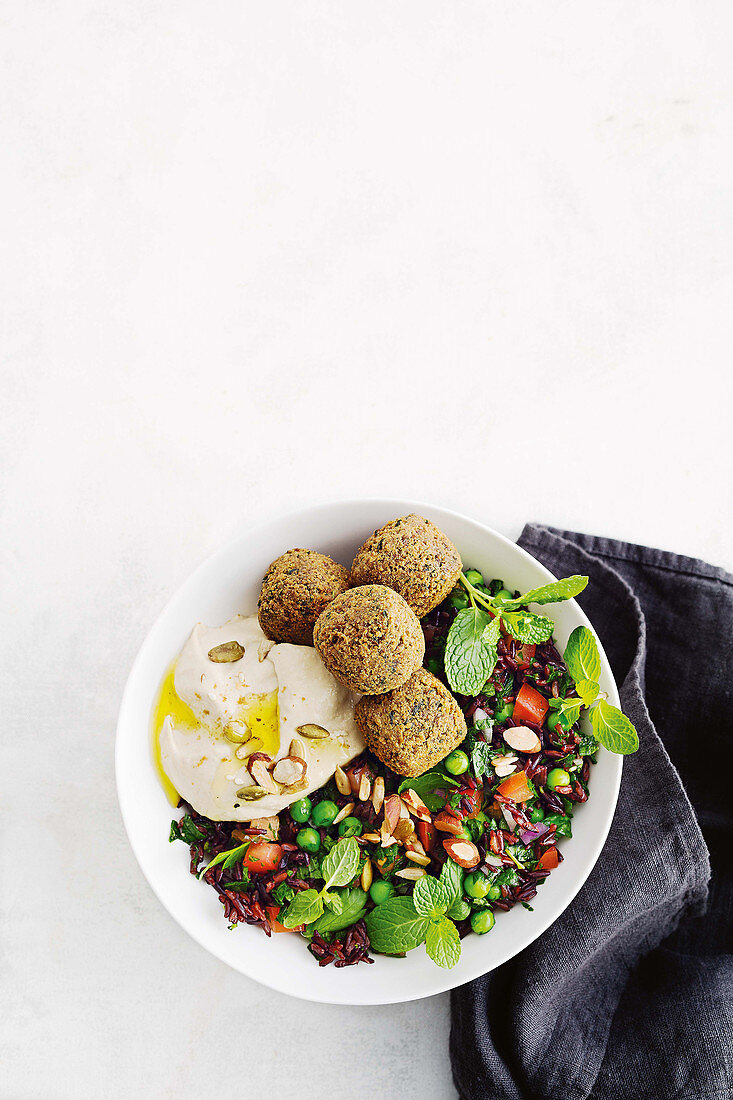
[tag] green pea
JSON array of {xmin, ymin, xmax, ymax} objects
[
  {"xmin": 464, "ymin": 871, "xmax": 491, "ymax": 899},
  {"xmin": 486, "ymin": 884, "xmax": 502, "ymax": 901},
  {"xmin": 470, "ymin": 909, "xmax": 496, "ymax": 934},
  {"xmin": 290, "ymin": 798, "xmax": 312, "ymax": 823},
  {"xmin": 448, "ymin": 898, "xmax": 471, "ymax": 921},
  {"xmin": 547, "ymin": 768, "xmax": 571, "ymax": 789},
  {"xmin": 494, "ymin": 588, "xmax": 513, "ymax": 602},
  {"xmin": 296, "ymin": 827, "xmax": 320, "ymax": 853},
  {"xmin": 546, "ymin": 711, "xmax": 561, "ymax": 732},
  {"xmin": 529, "ymin": 804, "xmax": 546, "ymax": 822},
  {"xmin": 465, "ymin": 569, "xmax": 484, "ymax": 586},
  {"xmin": 310, "ymin": 800, "xmax": 338, "ymax": 827},
  {"xmin": 338, "ymin": 816, "xmax": 363, "ymax": 837},
  {"xmin": 494, "ymin": 702, "xmax": 514, "ymax": 724},
  {"xmin": 369, "ymin": 880, "xmax": 395, "ymax": 905},
  {"xmin": 445, "ymin": 749, "xmax": 469, "ymax": 776},
  {"xmin": 448, "ymin": 593, "xmax": 469, "ymax": 610}
]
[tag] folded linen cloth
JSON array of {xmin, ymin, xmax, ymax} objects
[{"xmin": 450, "ymin": 526, "xmax": 733, "ymax": 1100}]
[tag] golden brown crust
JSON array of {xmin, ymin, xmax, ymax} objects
[
  {"xmin": 312, "ymin": 584, "xmax": 424, "ymax": 694},
  {"xmin": 349, "ymin": 514, "xmax": 462, "ymax": 618},
  {"xmin": 257, "ymin": 548, "xmax": 350, "ymax": 646},
  {"xmin": 355, "ymin": 667, "xmax": 467, "ymax": 777}
]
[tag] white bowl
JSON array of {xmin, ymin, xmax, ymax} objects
[{"xmin": 116, "ymin": 499, "xmax": 621, "ymax": 1005}]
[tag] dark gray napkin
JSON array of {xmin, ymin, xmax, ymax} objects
[{"xmin": 450, "ymin": 526, "xmax": 733, "ymax": 1100}]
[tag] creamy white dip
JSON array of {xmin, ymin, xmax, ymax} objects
[{"xmin": 158, "ymin": 614, "xmax": 364, "ymax": 820}]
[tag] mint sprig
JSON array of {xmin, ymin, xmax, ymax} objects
[
  {"xmin": 365, "ymin": 867, "xmax": 465, "ymax": 968},
  {"xmin": 559, "ymin": 627, "xmax": 639, "ymax": 755},
  {"xmin": 281, "ymin": 836, "xmax": 361, "ymax": 929},
  {"xmin": 443, "ymin": 571, "xmax": 588, "ymax": 697}
]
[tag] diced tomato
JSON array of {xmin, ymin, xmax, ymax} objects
[
  {"xmin": 496, "ymin": 770, "xmax": 533, "ymax": 803},
  {"xmin": 418, "ymin": 820, "xmax": 437, "ymax": 852},
  {"xmin": 265, "ymin": 905, "xmax": 301, "ymax": 933},
  {"xmin": 513, "ymin": 682, "xmax": 549, "ymax": 726},
  {"xmin": 242, "ymin": 842, "xmax": 283, "ymax": 874},
  {"xmin": 514, "ymin": 644, "xmax": 536, "ymax": 671},
  {"xmin": 536, "ymin": 847, "xmax": 560, "ymax": 871}
]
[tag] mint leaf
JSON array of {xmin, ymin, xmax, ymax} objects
[
  {"xmin": 557, "ymin": 697, "xmax": 583, "ymax": 724},
  {"xmin": 321, "ymin": 836, "xmax": 360, "ymax": 888},
  {"xmin": 413, "ymin": 876, "xmax": 451, "ymax": 920},
  {"xmin": 282, "ymin": 888, "xmax": 324, "ymax": 928},
  {"xmin": 175, "ymin": 815, "xmax": 207, "ymax": 845},
  {"xmin": 364, "ymin": 896, "xmax": 431, "ymax": 955},
  {"xmin": 504, "ymin": 575, "xmax": 588, "ymax": 609},
  {"xmin": 313, "ymin": 888, "xmax": 367, "ymax": 934},
  {"xmin": 590, "ymin": 699, "xmax": 639, "ymax": 755},
  {"xmin": 575, "ymin": 678, "xmax": 599, "ymax": 707},
  {"xmin": 501, "ymin": 610, "xmax": 555, "ymax": 644},
  {"xmin": 564, "ymin": 626, "xmax": 601, "ymax": 684},
  {"xmin": 398, "ymin": 771, "xmax": 459, "ymax": 812},
  {"xmin": 425, "ymin": 918, "xmax": 461, "ymax": 968},
  {"xmin": 322, "ymin": 890, "xmax": 345, "ymax": 914},
  {"xmin": 439, "ymin": 858, "xmax": 464, "ymax": 907},
  {"xmin": 200, "ymin": 841, "xmax": 249, "ymax": 877},
  {"xmin": 444, "ymin": 608, "xmax": 499, "ymax": 694}
]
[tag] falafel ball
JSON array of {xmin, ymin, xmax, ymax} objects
[
  {"xmin": 355, "ymin": 666, "xmax": 467, "ymax": 777},
  {"xmin": 257, "ymin": 548, "xmax": 350, "ymax": 646},
  {"xmin": 313, "ymin": 584, "xmax": 424, "ymax": 694},
  {"xmin": 350, "ymin": 514, "xmax": 462, "ymax": 618}
]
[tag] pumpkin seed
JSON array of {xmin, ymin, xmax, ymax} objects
[
  {"xmin": 235, "ymin": 785, "xmax": 269, "ymax": 801},
  {"xmin": 208, "ymin": 640, "xmax": 244, "ymax": 663},
  {"xmin": 296, "ymin": 723, "xmax": 330, "ymax": 739},
  {"xmin": 224, "ymin": 720, "xmax": 250, "ymax": 744}
]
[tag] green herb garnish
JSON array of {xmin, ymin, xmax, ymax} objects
[
  {"xmin": 443, "ymin": 572, "xmax": 588, "ymax": 695},
  {"xmin": 365, "ymin": 863, "xmax": 466, "ymax": 968},
  {"xmin": 280, "ymin": 836, "xmax": 361, "ymax": 929}
]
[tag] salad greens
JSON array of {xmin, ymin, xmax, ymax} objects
[
  {"xmin": 443, "ymin": 575, "xmax": 638, "ymax": 755},
  {"xmin": 365, "ymin": 860, "xmax": 463, "ymax": 967},
  {"xmin": 281, "ymin": 836, "xmax": 361, "ymax": 929}
]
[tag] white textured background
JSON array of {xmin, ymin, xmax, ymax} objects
[{"xmin": 2, "ymin": 3, "xmax": 732, "ymax": 1098}]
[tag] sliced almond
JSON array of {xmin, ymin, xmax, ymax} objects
[
  {"xmin": 380, "ymin": 821, "xmax": 395, "ymax": 848},
  {"xmin": 358, "ymin": 772, "xmax": 371, "ymax": 802},
  {"xmin": 258, "ymin": 639, "xmax": 275, "ymax": 662},
  {"xmin": 334, "ymin": 766, "xmax": 351, "ymax": 796},
  {"xmin": 250, "ymin": 758, "xmax": 279, "ymax": 795},
  {"xmin": 371, "ymin": 776, "xmax": 385, "ymax": 814},
  {"xmin": 296, "ymin": 724, "xmax": 330, "ymax": 739},
  {"xmin": 399, "ymin": 789, "xmax": 431, "ymax": 822},
  {"xmin": 235, "ymin": 739, "xmax": 261, "ymax": 761},
  {"xmin": 405, "ymin": 851, "xmax": 431, "ymax": 867},
  {"xmin": 395, "ymin": 867, "xmax": 427, "ymax": 881},
  {"xmin": 383, "ymin": 794, "xmax": 401, "ymax": 834},
  {"xmin": 333, "ymin": 801, "xmax": 355, "ymax": 825},
  {"xmin": 361, "ymin": 832, "xmax": 381, "ymax": 843},
  {"xmin": 397, "ymin": 798, "xmax": 411, "ymax": 821},
  {"xmin": 503, "ymin": 725, "xmax": 542, "ymax": 753},
  {"xmin": 289, "ymin": 737, "xmax": 305, "ymax": 760},
  {"xmin": 360, "ymin": 859, "xmax": 373, "ymax": 891},
  {"xmin": 406, "ymin": 837, "xmax": 427, "ymax": 858},
  {"xmin": 442, "ymin": 838, "xmax": 481, "ymax": 869},
  {"xmin": 272, "ymin": 757, "xmax": 307, "ymax": 786}
]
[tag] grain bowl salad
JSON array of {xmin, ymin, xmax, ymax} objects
[{"xmin": 158, "ymin": 515, "xmax": 638, "ymax": 969}]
